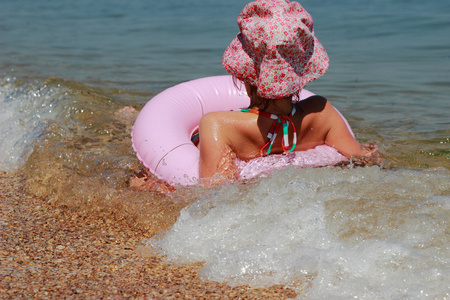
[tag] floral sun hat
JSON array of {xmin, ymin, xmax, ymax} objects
[{"xmin": 223, "ymin": 0, "xmax": 329, "ymax": 99}]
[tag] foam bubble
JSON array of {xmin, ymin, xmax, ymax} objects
[
  {"xmin": 0, "ymin": 78, "xmax": 67, "ymax": 171},
  {"xmin": 149, "ymin": 166, "xmax": 450, "ymax": 299}
]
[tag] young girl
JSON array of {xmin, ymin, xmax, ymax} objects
[{"xmin": 198, "ymin": 0, "xmax": 376, "ymax": 185}]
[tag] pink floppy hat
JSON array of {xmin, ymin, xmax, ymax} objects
[{"xmin": 222, "ymin": 0, "xmax": 329, "ymax": 99}]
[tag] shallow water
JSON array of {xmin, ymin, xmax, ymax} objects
[
  {"xmin": 0, "ymin": 0, "xmax": 449, "ymax": 298},
  {"xmin": 150, "ymin": 166, "xmax": 449, "ymax": 298}
]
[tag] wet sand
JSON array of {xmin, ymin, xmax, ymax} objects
[{"xmin": 0, "ymin": 172, "xmax": 298, "ymax": 299}]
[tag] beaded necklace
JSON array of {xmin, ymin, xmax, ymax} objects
[{"xmin": 241, "ymin": 107, "xmax": 297, "ymax": 156}]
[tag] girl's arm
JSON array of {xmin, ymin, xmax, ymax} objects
[
  {"xmin": 198, "ymin": 112, "xmax": 236, "ymax": 185},
  {"xmin": 324, "ymin": 104, "xmax": 367, "ymax": 158}
]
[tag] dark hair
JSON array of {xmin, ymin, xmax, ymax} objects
[
  {"xmin": 246, "ymin": 84, "xmax": 271, "ymax": 110},
  {"xmin": 232, "ymin": 75, "xmax": 298, "ymax": 111},
  {"xmin": 231, "ymin": 76, "xmax": 269, "ymax": 110}
]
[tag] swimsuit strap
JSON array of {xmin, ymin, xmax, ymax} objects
[{"xmin": 241, "ymin": 107, "xmax": 297, "ymax": 156}]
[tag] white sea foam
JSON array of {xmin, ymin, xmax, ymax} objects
[
  {"xmin": 149, "ymin": 166, "xmax": 450, "ymax": 299},
  {"xmin": 0, "ymin": 78, "xmax": 67, "ymax": 171}
]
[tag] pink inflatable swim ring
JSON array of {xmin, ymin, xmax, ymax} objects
[{"xmin": 131, "ymin": 75, "xmax": 352, "ymax": 186}]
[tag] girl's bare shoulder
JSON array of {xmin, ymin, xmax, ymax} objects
[
  {"xmin": 201, "ymin": 110, "xmax": 255, "ymax": 126},
  {"xmin": 296, "ymin": 95, "xmax": 328, "ymax": 114}
]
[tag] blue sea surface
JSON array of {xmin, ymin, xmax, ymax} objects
[
  {"xmin": 2, "ymin": 0, "xmax": 449, "ymax": 135},
  {"xmin": 1, "ymin": 0, "xmax": 449, "ymax": 298}
]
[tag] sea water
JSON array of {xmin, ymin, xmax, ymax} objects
[
  {"xmin": 1, "ymin": 0, "xmax": 449, "ymax": 298},
  {"xmin": 151, "ymin": 166, "xmax": 449, "ymax": 298}
]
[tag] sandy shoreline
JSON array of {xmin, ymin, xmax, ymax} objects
[{"xmin": 0, "ymin": 172, "xmax": 298, "ymax": 299}]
